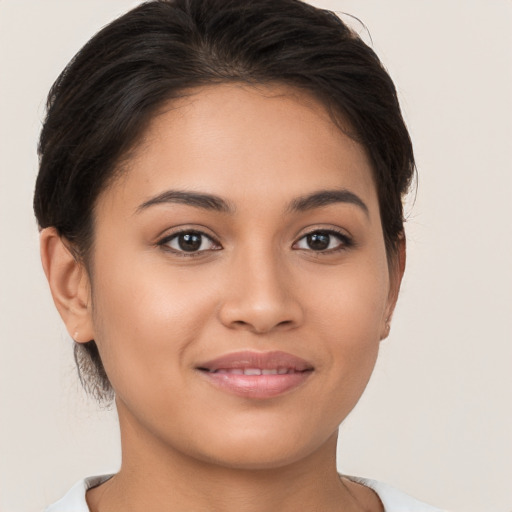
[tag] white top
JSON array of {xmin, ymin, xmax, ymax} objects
[{"xmin": 44, "ymin": 474, "xmax": 447, "ymax": 511}]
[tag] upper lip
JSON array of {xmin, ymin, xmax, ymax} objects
[{"xmin": 196, "ymin": 350, "xmax": 314, "ymax": 372}]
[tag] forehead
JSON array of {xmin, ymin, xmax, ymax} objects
[{"xmin": 100, "ymin": 83, "xmax": 378, "ymax": 215}]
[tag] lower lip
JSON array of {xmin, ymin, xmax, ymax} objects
[{"xmin": 198, "ymin": 370, "xmax": 313, "ymax": 399}]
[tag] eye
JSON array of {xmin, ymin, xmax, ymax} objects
[
  {"xmin": 159, "ymin": 230, "xmax": 220, "ymax": 254},
  {"xmin": 293, "ymin": 230, "xmax": 352, "ymax": 252}
]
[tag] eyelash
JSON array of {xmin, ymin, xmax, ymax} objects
[
  {"xmin": 157, "ymin": 229, "xmax": 221, "ymax": 257},
  {"xmin": 293, "ymin": 229, "xmax": 354, "ymax": 254},
  {"xmin": 157, "ymin": 228, "xmax": 354, "ymax": 257}
]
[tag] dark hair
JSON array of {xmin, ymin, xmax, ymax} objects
[{"xmin": 34, "ymin": 0, "xmax": 415, "ymax": 401}]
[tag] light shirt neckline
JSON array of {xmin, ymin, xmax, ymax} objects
[{"xmin": 44, "ymin": 473, "xmax": 447, "ymax": 512}]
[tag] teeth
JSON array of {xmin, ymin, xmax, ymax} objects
[
  {"xmin": 244, "ymin": 368, "xmax": 262, "ymax": 375},
  {"xmin": 211, "ymin": 368, "xmax": 297, "ymax": 375}
]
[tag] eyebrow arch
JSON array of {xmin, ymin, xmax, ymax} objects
[
  {"xmin": 136, "ymin": 190, "xmax": 235, "ymax": 214},
  {"xmin": 287, "ymin": 189, "xmax": 369, "ymax": 216}
]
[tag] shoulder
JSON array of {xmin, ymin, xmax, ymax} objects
[
  {"xmin": 347, "ymin": 475, "xmax": 448, "ymax": 512},
  {"xmin": 44, "ymin": 475, "xmax": 113, "ymax": 512}
]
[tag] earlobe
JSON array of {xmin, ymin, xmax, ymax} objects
[
  {"xmin": 40, "ymin": 227, "xmax": 95, "ymax": 343},
  {"xmin": 381, "ymin": 234, "xmax": 406, "ymax": 340}
]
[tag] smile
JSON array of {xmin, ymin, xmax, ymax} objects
[
  {"xmin": 196, "ymin": 350, "xmax": 314, "ymax": 399},
  {"xmin": 208, "ymin": 368, "xmax": 300, "ymax": 375}
]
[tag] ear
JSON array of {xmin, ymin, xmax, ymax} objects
[
  {"xmin": 380, "ymin": 233, "xmax": 406, "ymax": 340},
  {"xmin": 40, "ymin": 227, "xmax": 95, "ymax": 343}
]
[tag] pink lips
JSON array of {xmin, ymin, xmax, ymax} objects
[{"xmin": 196, "ymin": 350, "xmax": 314, "ymax": 399}]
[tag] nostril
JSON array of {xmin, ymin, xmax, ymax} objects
[
  {"xmin": 218, "ymin": 295, "xmax": 303, "ymax": 333},
  {"xmin": 228, "ymin": 318, "xmax": 294, "ymax": 334}
]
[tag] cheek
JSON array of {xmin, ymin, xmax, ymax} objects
[
  {"xmin": 305, "ymin": 251, "xmax": 390, "ymax": 337},
  {"xmin": 88, "ymin": 253, "xmax": 218, "ymax": 398},
  {"xmin": 302, "ymin": 253, "xmax": 389, "ymax": 387}
]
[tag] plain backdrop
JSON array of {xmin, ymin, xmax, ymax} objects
[{"xmin": 0, "ymin": 1, "xmax": 511, "ymax": 511}]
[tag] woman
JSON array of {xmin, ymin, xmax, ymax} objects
[{"xmin": 35, "ymin": 0, "xmax": 445, "ymax": 510}]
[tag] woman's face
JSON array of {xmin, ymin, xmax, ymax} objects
[{"xmin": 84, "ymin": 83, "xmax": 401, "ymax": 468}]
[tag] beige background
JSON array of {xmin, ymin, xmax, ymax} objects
[{"xmin": 1, "ymin": 1, "xmax": 511, "ymax": 511}]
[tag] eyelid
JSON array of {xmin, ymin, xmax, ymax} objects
[
  {"xmin": 292, "ymin": 227, "xmax": 354, "ymax": 252},
  {"xmin": 157, "ymin": 227, "xmax": 222, "ymax": 256},
  {"xmin": 155, "ymin": 225, "xmax": 353, "ymax": 257}
]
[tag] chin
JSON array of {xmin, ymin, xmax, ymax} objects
[
  {"xmin": 196, "ymin": 444, "xmax": 317, "ymax": 471},
  {"xmin": 183, "ymin": 421, "xmax": 338, "ymax": 471}
]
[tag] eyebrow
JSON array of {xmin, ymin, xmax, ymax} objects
[
  {"xmin": 136, "ymin": 190, "xmax": 235, "ymax": 214},
  {"xmin": 287, "ymin": 189, "xmax": 369, "ymax": 216},
  {"xmin": 135, "ymin": 187, "xmax": 368, "ymax": 217}
]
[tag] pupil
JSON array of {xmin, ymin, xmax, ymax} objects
[
  {"xmin": 178, "ymin": 233, "xmax": 202, "ymax": 251},
  {"xmin": 307, "ymin": 232, "xmax": 330, "ymax": 250}
]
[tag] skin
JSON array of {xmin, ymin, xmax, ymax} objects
[{"xmin": 41, "ymin": 83, "xmax": 405, "ymax": 512}]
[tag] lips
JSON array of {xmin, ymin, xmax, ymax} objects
[
  {"xmin": 196, "ymin": 350, "xmax": 314, "ymax": 399},
  {"xmin": 211, "ymin": 368, "xmax": 297, "ymax": 375}
]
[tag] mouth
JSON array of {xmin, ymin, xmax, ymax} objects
[
  {"xmin": 203, "ymin": 368, "xmax": 304, "ymax": 375},
  {"xmin": 196, "ymin": 350, "xmax": 314, "ymax": 399}
]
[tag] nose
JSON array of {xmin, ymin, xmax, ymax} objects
[{"xmin": 218, "ymin": 249, "xmax": 304, "ymax": 334}]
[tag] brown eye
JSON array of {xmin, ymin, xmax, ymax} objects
[
  {"xmin": 306, "ymin": 232, "xmax": 330, "ymax": 251},
  {"xmin": 177, "ymin": 232, "xmax": 203, "ymax": 251},
  {"xmin": 294, "ymin": 230, "xmax": 351, "ymax": 252},
  {"xmin": 161, "ymin": 230, "xmax": 219, "ymax": 254}
]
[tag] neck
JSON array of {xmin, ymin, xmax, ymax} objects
[{"xmin": 87, "ymin": 401, "xmax": 375, "ymax": 512}]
